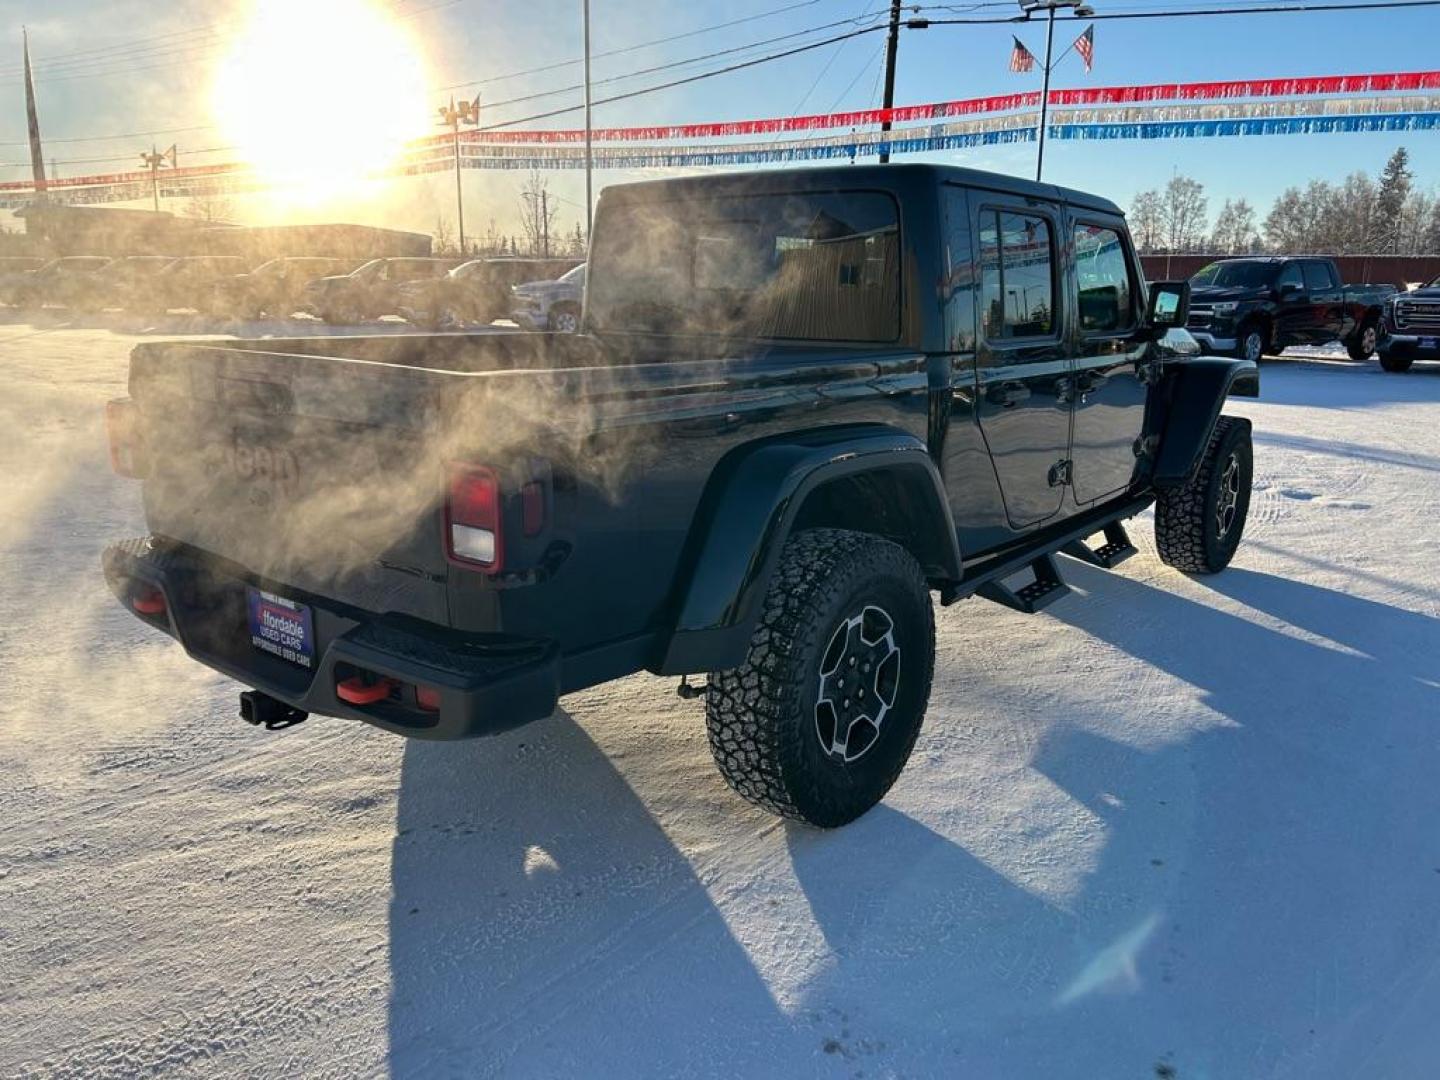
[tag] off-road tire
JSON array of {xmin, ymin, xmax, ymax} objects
[
  {"xmin": 1155, "ymin": 416, "xmax": 1253, "ymax": 574},
  {"xmin": 1378, "ymin": 350, "xmax": 1414, "ymax": 373},
  {"xmin": 1235, "ymin": 321, "xmax": 1268, "ymax": 363},
  {"xmin": 1347, "ymin": 317, "xmax": 1380, "ymax": 362},
  {"xmin": 704, "ymin": 528, "xmax": 935, "ymax": 828}
]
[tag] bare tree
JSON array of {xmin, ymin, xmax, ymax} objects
[
  {"xmin": 433, "ymin": 215, "xmax": 455, "ymax": 256},
  {"xmin": 1159, "ymin": 174, "xmax": 1208, "ymax": 252},
  {"xmin": 182, "ymin": 192, "xmax": 235, "ymax": 224},
  {"xmin": 1128, "ymin": 190, "xmax": 1163, "ymax": 254},
  {"xmin": 517, "ymin": 170, "xmax": 559, "ymax": 257},
  {"xmin": 1209, "ymin": 198, "xmax": 1257, "ymax": 254}
]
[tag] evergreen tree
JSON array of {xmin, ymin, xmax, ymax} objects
[{"xmin": 1371, "ymin": 147, "xmax": 1412, "ymax": 253}]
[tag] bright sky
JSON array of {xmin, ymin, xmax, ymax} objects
[{"xmin": 3, "ymin": 0, "xmax": 1438, "ymax": 239}]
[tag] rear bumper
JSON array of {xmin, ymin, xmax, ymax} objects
[
  {"xmin": 102, "ymin": 537, "xmax": 560, "ymax": 740},
  {"xmin": 1379, "ymin": 333, "xmax": 1440, "ymax": 359}
]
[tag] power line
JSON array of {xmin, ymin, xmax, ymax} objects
[
  {"xmin": 438, "ymin": 0, "xmax": 832, "ymax": 90},
  {"xmin": 923, "ymin": 0, "xmax": 1440, "ymax": 21},
  {"xmin": 437, "ymin": 8, "xmax": 891, "ymax": 99}
]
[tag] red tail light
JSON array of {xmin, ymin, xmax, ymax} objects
[
  {"xmin": 106, "ymin": 398, "xmax": 147, "ymax": 478},
  {"xmin": 445, "ymin": 463, "xmax": 503, "ymax": 571}
]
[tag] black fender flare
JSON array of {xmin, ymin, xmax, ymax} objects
[
  {"xmin": 655, "ymin": 424, "xmax": 961, "ymax": 675},
  {"xmin": 1152, "ymin": 356, "xmax": 1259, "ymax": 489}
]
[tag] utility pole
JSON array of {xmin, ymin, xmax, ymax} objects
[
  {"xmin": 541, "ymin": 189, "xmax": 549, "ymax": 257},
  {"xmin": 582, "ymin": 0, "xmax": 593, "ymax": 245},
  {"xmin": 1019, "ymin": 0, "xmax": 1094, "ymax": 182},
  {"xmin": 22, "ymin": 27, "xmax": 47, "ymax": 198},
  {"xmin": 437, "ymin": 96, "xmax": 480, "ymax": 255},
  {"xmin": 877, "ymin": 0, "xmax": 902, "ymax": 164},
  {"xmin": 139, "ymin": 143, "xmax": 175, "ymax": 213}
]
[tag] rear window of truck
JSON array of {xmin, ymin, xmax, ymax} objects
[{"xmin": 588, "ymin": 190, "xmax": 901, "ymax": 343}]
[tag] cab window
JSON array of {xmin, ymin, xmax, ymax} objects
[
  {"xmin": 1073, "ymin": 223, "xmax": 1136, "ymax": 332},
  {"xmin": 1277, "ymin": 262, "xmax": 1304, "ymax": 291},
  {"xmin": 979, "ymin": 209, "xmax": 1056, "ymax": 339},
  {"xmin": 1302, "ymin": 261, "xmax": 1333, "ymax": 292}
]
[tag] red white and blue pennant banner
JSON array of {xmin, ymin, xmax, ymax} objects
[{"xmin": 4, "ymin": 70, "xmax": 1440, "ymax": 206}]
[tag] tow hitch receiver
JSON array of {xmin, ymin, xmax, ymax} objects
[{"xmin": 239, "ymin": 690, "xmax": 308, "ymax": 731}]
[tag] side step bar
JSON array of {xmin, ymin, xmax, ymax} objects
[
  {"xmin": 976, "ymin": 554, "xmax": 1071, "ymax": 614},
  {"xmin": 1060, "ymin": 522, "xmax": 1137, "ymax": 570}
]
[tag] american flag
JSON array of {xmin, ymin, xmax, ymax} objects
[
  {"xmin": 1074, "ymin": 25, "xmax": 1095, "ymax": 72},
  {"xmin": 1008, "ymin": 36, "xmax": 1036, "ymax": 73}
]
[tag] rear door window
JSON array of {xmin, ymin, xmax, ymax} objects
[
  {"xmin": 1073, "ymin": 223, "xmax": 1136, "ymax": 332},
  {"xmin": 979, "ymin": 210, "xmax": 1057, "ymax": 339},
  {"xmin": 1303, "ymin": 261, "xmax": 1332, "ymax": 292}
]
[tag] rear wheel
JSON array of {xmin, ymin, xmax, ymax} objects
[
  {"xmin": 1347, "ymin": 318, "xmax": 1380, "ymax": 361},
  {"xmin": 705, "ymin": 529, "xmax": 934, "ymax": 828},
  {"xmin": 1155, "ymin": 416, "xmax": 1253, "ymax": 575}
]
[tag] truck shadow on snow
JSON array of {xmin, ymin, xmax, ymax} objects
[{"xmin": 386, "ymin": 707, "xmax": 807, "ymax": 1077}]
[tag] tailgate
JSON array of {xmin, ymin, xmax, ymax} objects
[{"xmin": 130, "ymin": 341, "xmax": 459, "ymax": 625}]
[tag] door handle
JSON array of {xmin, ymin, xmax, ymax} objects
[{"xmin": 987, "ymin": 381, "xmax": 1031, "ymax": 408}]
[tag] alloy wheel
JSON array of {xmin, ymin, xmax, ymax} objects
[
  {"xmin": 1215, "ymin": 452, "xmax": 1242, "ymax": 538},
  {"xmin": 815, "ymin": 605, "xmax": 902, "ymax": 763}
]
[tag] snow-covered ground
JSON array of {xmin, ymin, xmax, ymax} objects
[{"xmin": 3, "ymin": 318, "xmax": 1439, "ymax": 1079}]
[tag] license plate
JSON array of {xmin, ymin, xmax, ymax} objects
[
  {"xmin": 1422, "ymin": 337, "xmax": 1438, "ymax": 350},
  {"xmin": 246, "ymin": 587, "xmax": 314, "ymax": 669}
]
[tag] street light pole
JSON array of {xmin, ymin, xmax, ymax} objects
[
  {"xmin": 139, "ymin": 143, "xmax": 175, "ymax": 213},
  {"xmin": 1036, "ymin": 5, "xmax": 1057, "ymax": 182},
  {"xmin": 1019, "ymin": 0, "xmax": 1093, "ymax": 182},
  {"xmin": 438, "ymin": 96, "xmax": 480, "ymax": 255}
]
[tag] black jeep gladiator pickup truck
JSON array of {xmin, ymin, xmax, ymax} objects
[
  {"xmin": 1187, "ymin": 255, "xmax": 1393, "ymax": 363},
  {"xmin": 103, "ymin": 164, "xmax": 1258, "ymax": 827}
]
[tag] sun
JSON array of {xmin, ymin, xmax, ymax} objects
[{"xmin": 213, "ymin": 0, "xmax": 430, "ymax": 202}]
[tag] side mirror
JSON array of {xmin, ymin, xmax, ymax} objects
[{"xmin": 1144, "ymin": 280, "xmax": 1189, "ymax": 332}]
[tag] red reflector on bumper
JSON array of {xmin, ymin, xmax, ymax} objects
[
  {"xmin": 416, "ymin": 686, "xmax": 442, "ymax": 712},
  {"xmin": 336, "ymin": 676, "xmax": 397, "ymax": 705},
  {"xmin": 131, "ymin": 586, "xmax": 166, "ymax": 616}
]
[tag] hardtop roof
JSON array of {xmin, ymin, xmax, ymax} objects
[{"xmin": 600, "ymin": 162, "xmax": 1123, "ymax": 217}]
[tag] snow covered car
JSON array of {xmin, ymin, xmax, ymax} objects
[
  {"xmin": 510, "ymin": 263, "xmax": 586, "ymax": 332},
  {"xmin": 103, "ymin": 164, "xmax": 1258, "ymax": 828},
  {"xmin": 1378, "ymin": 274, "xmax": 1440, "ymax": 372}
]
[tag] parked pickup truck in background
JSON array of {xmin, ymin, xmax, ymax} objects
[
  {"xmin": 302, "ymin": 257, "xmax": 461, "ymax": 323},
  {"xmin": 1378, "ymin": 273, "xmax": 1440, "ymax": 372},
  {"xmin": 1187, "ymin": 256, "xmax": 1394, "ymax": 363},
  {"xmin": 509, "ymin": 263, "xmax": 586, "ymax": 332},
  {"xmin": 102, "ymin": 164, "xmax": 1258, "ymax": 828}
]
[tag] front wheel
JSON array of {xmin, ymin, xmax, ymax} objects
[
  {"xmin": 1347, "ymin": 318, "xmax": 1380, "ymax": 362},
  {"xmin": 1378, "ymin": 350, "xmax": 1414, "ymax": 373},
  {"xmin": 1235, "ymin": 322, "xmax": 1267, "ymax": 364},
  {"xmin": 705, "ymin": 529, "xmax": 935, "ymax": 828},
  {"xmin": 549, "ymin": 304, "xmax": 580, "ymax": 333},
  {"xmin": 1155, "ymin": 416, "xmax": 1253, "ymax": 575}
]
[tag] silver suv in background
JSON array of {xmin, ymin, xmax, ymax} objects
[{"xmin": 510, "ymin": 263, "xmax": 585, "ymax": 332}]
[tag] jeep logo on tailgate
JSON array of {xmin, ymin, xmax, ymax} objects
[{"xmin": 230, "ymin": 432, "xmax": 300, "ymax": 497}]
